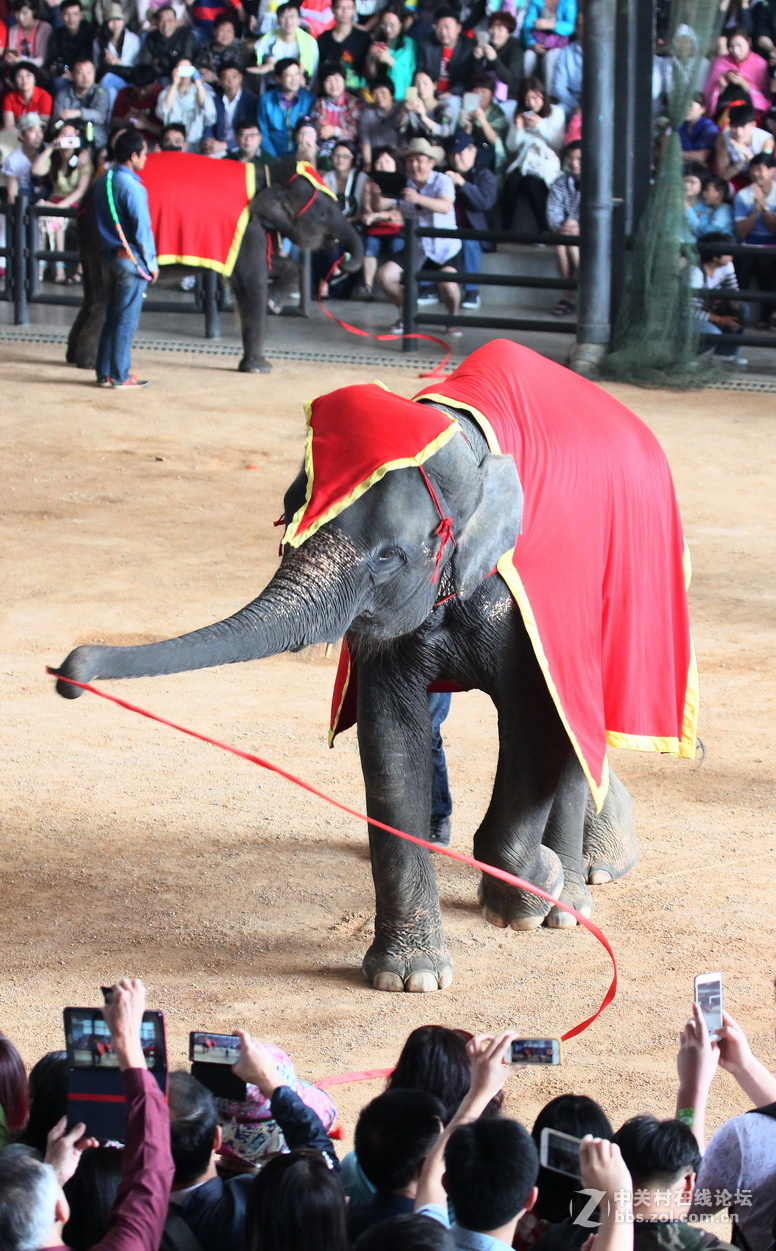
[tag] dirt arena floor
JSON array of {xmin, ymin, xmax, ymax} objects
[{"xmin": 1, "ymin": 341, "xmax": 775, "ymax": 1162}]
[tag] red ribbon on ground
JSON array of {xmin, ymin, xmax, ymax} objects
[
  {"xmin": 47, "ymin": 669, "xmax": 618, "ymax": 1058},
  {"xmin": 317, "ymin": 256, "xmax": 452, "ymax": 380}
]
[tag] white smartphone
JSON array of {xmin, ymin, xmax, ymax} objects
[
  {"xmin": 539, "ymin": 1127, "xmax": 582, "ymax": 1179},
  {"xmin": 404, "ymin": 85, "xmax": 418, "ymax": 102},
  {"xmin": 462, "ymin": 91, "xmax": 480, "ymax": 116},
  {"xmin": 507, "ymin": 1037, "xmax": 562, "ymax": 1066},
  {"xmin": 694, "ymin": 972, "xmax": 723, "ymax": 1040}
]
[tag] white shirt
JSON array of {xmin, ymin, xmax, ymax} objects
[
  {"xmin": 399, "ymin": 169, "xmax": 461, "ymax": 264},
  {"xmin": 1, "ymin": 147, "xmax": 34, "ymax": 191}
]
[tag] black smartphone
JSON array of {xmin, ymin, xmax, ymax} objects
[
  {"xmin": 370, "ymin": 170, "xmax": 408, "ymax": 200},
  {"xmin": 189, "ymin": 1031, "xmax": 247, "ymax": 1102},
  {"xmin": 63, "ymin": 1006, "xmax": 167, "ymax": 1140}
]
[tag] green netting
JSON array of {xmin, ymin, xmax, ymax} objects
[{"xmin": 603, "ymin": 0, "xmax": 726, "ymax": 388}]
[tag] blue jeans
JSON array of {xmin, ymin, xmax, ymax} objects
[
  {"xmin": 461, "ymin": 237, "xmax": 482, "ymax": 299},
  {"xmin": 429, "ymin": 691, "xmax": 452, "ymax": 821},
  {"xmin": 96, "ymin": 255, "xmax": 148, "ymax": 383}
]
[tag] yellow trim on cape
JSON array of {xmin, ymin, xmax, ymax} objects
[
  {"xmin": 605, "ymin": 631, "xmax": 699, "ymax": 760},
  {"xmin": 296, "ymin": 160, "xmax": 338, "ymax": 202},
  {"xmin": 283, "ymin": 393, "xmax": 459, "ymax": 548},
  {"xmin": 328, "ymin": 645, "xmax": 352, "ymax": 747},
  {"xmin": 157, "ymin": 164, "xmax": 256, "ymax": 279},
  {"xmin": 415, "ymin": 393, "xmax": 502, "ymax": 455}
]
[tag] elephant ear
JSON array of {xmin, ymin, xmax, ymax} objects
[
  {"xmin": 253, "ymin": 186, "xmax": 298, "ymax": 239},
  {"xmin": 452, "ymin": 454, "xmax": 523, "ymax": 600}
]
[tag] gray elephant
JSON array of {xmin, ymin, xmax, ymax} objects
[
  {"xmin": 53, "ymin": 340, "xmax": 698, "ymax": 992},
  {"xmin": 66, "ymin": 154, "xmax": 364, "ymax": 375}
]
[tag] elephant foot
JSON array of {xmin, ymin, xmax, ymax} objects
[
  {"xmin": 478, "ymin": 845, "xmax": 564, "ymax": 931},
  {"xmin": 238, "ymin": 357, "xmax": 272, "ymax": 374},
  {"xmin": 583, "ymin": 772, "xmax": 637, "ymax": 886},
  {"xmin": 545, "ymin": 874, "xmax": 593, "ymax": 929},
  {"xmin": 67, "ymin": 354, "xmax": 96, "ymax": 369},
  {"xmin": 363, "ymin": 931, "xmax": 453, "ymax": 992}
]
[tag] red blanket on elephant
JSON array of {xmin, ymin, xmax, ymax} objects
[
  {"xmin": 318, "ymin": 341, "xmax": 697, "ymax": 809},
  {"xmin": 138, "ymin": 153, "xmax": 255, "ymax": 277}
]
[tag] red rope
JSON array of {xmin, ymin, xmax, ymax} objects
[
  {"xmin": 47, "ymin": 669, "xmax": 618, "ymax": 1050},
  {"xmin": 419, "ymin": 464, "xmax": 455, "ymax": 584}
]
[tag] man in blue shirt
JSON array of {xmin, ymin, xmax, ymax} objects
[
  {"xmin": 257, "ymin": 58, "xmax": 315, "ymax": 160},
  {"xmin": 92, "ymin": 128, "xmax": 158, "ymax": 388},
  {"xmin": 679, "ymin": 93, "xmax": 719, "ymax": 166}
]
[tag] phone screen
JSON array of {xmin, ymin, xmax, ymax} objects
[
  {"xmin": 189, "ymin": 1032, "xmax": 242, "ymax": 1064},
  {"xmin": 509, "ymin": 1038, "xmax": 561, "ymax": 1066},
  {"xmin": 540, "ymin": 1127, "xmax": 582, "ymax": 1178},
  {"xmin": 404, "ymin": 85, "xmax": 418, "ymax": 102},
  {"xmin": 462, "ymin": 91, "xmax": 480, "ymax": 116},
  {"xmin": 694, "ymin": 973, "xmax": 723, "ymax": 1039}
]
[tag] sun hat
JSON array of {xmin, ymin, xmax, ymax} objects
[
  {"xmin": 399, "ymin": 136, "xmax": 446, "ymax": 164},
  {"xmin": 104, "ymin": 2, "xmax": 125, "ymax": 17},
  {"xmin": 18, "ymin": 112, "xmax": 44, "ymax": 133}
]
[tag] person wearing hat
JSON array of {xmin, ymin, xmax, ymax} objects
[
  {"xmin": 2, "ymin": 61, "xmax": 53, "ymax": 130},
  {"xmin": 446, "ymin": 129, "xmax": 496, "ymax": 310},
  {"xmin": 377, "ymin": 134, "xmax": 462, "ymax": 333},
  {"xmin": 1, "ymin": 111, "xmax": 45, "ymax": 203}
]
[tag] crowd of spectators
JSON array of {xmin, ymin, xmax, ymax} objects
[
  {"xmin": 1, "ymin": 0, "xmax": 776, "ymax": 328},
  {"xmin": 2, "ymin": 978, "xmax": 776, "ymax": 1251}
]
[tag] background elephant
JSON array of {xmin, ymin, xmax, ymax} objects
[
  {"xmin": 66, "ymin": 155, "xmax": 364, "ymax": 376},
  {"xmin": 54, "ymin": 342, "xmax": 698, "ymax": 993}
]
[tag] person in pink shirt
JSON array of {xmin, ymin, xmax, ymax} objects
[{"xmin": 705, "ymin": 26, "xmax": 772, "ymax": 117}]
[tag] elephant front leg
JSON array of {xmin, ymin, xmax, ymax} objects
[
  {"xmin": 231, "ymin": 219, "xmax": 272, "ymax": 373},
  {"xmin": 357, "ymin": 667, "xmax": 453, "ymax": 993}
]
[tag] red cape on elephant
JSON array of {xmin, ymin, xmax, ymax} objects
[{"xmin": 288, "ymin": 340, "xmax": 699, "ymax": 810}]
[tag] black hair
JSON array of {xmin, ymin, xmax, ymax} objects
[
  {"xmin": 19, "ymin": 1052, "xmax": 68, "ymax": 1154},
  {"xmin": 354, "ymin": 1089, "xmax": 446, "ymax": 1192},
  {"xmin": 371, "ymin": 144, "xmax": 398, "ymax": 166},
  {"xmin": 517, "ymin": 75, "xmax": 551, "ymax": 118},
  {"xmin": 691, "ymin": 90, "xmax": 705, "ymax": 107},
  {"xmin": 470, "ymin": 70, "xmax": 495, "ymax": 91},
  {"xmin": 434, "ymin": 7, "xmax": 460, "ymax": 21},
  {"xmin": 132, "ymin": 62, "xmax": 158, "ymax": 87},
  {"xmin": 235, "ymin": 119, "xmax": 261, "ymax": 133},
  {"xmin": 214, "ymin": 9, "xmax": 237, "ymax": 27},
  {"xmin": 444, "ymin": 1118, "xmax": 539, "ymax": 1232},
  {"xmin": 332, "ymin": 138, "xmax": 356, "ymax": 156},
  {"xmin": 728, "ymin": 103, "xmax": 755, "ymax": 127},
  {"xmin": 354, "ymin": 1213, "xmax": 456, "ymax": 1251},
  {"xmin": 727, "ymin": 24, "xmax": 751, "ymax": 43},
  {"xmin": 275, "ymin": 56, "xmax": 301, "ymax": 76},
  {"xmin": 155, "ymin": 3, "xmax": 177, "ymax": 13},
  {"xmin": 13, "ymin": 59, "xmax": 39, "ymax": 79},
  {"xmin": 388, "ymin": 1026, "xmax": 502, "ymax": 1124},
  {"xmin": 276, "ymin": 0, "xmax": 301, "ymax": 13},
  {"xmin": 114, "ymin": 126, "xmax": 147, "ymax": 161},
  {"xmin": 683, "ymin": 160, "xmax": 708, "ymax": 181},
  {"xmin": 703, "ymin": 173, "xmax": 730, "ymax": 200},
  {"xmin": 487, "ymin": 9, "xmax": 516, "ymax": 31},
  {"xmin": 531, "ymin": 1095, "xmax": 612, "ymax": 1224},
  {"xmin": 698, "ymin": 230, "xmax": 735, "ymax": 260},
  {"xmin": 168, "ymin": 1071, "xmax": 219, "ymax": 1187},
  {"xmin": 72, "ymin": 55, "xmax": 95, "ymax": 66},
  {"xmin": 218, "ymin": 58, "xmax": 243, "ymax": 75},
  {"xmin": 62, "ymin": 1147, "xmax": 123, "ymax": 1250},
  {"xmin": 61, "ymin": 0, "xmax": 83, "ymax": 10},
  {"xmin": 613, "ymin": 1116, "xmax": 701, "ymax": 1189},
  {"xmin": 246, "ymin": 1149, "xmax": 348, "ymax": 1251},
  {"xmin": 750, "ymin": 151, "xmax": 775, "ymax": 169},
  {"xmin": 370, "ymin": 75, "xmax": 395, "ymax": 96},
  {"xmin": 320, "ymin": 61, "xmax": 346, "ymax": 87},
  {"xmin": 563, "ymin": 138, "xmax": 582, "ymax": 157}
]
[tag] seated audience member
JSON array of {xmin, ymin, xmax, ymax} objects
[
  {"xmin": 257, "ymin": 56, "xmax": 315, "ymax": 158},
  {"xmin": 156, "ymin": 56, "xmax": 217, "ymax": 152},
  {"xmin": 446, "ymin": 129, "xmax": 497, "ymax": 309},
  {"xmin": 348, "ymin": 1090, "xmax": 446, "ymax": 1239},
  {"xmin": 62, "ymin": 1147, "xmax": 123, "ymax": 1251},
  {"xmin": 613, "ymin": 1116, "xmax": 711, "ymax": 1251},
  {"xmin": 226, "ymin": 117, "xmax": 264, "ymax": 164},
  {"xmin": 46, "ymin": 0, "xmax": 94, "ymax": 91},
  {"xmin": 714, "ymin": 103, "xmax": 775, "ymax": 185},
  {"xmin": 521, "ymin": 0, "xmax": 576, "ymax": 90},
  {"xmin": 417, "ymin": 10, "xmax": 474, "ymax": 99},
  {"xmin": 502, "ymin": 76, "xmax": 565, "ymax": 230},
  {"xmin": 705, "ymin": 26, "xmax": 772, "ymax": 118},
  {"xmin": 159, "ymin": 119, "xmax": 187, "ymax": 145},
  {"xmin": 4, "ymin": 0, "xmax": 52, "ymax": 69},
  {"xmin": 652, "ymin": 24, "xmax": 709, "ymax": 119},
  {"xmin": 252, "ymin": 0, "xmax": 319, "ymax": 85},
  {"xmin": 294, "ymin": 114, "xmax": 318, "ymax": 162},
  {"xmin": 734, "ymin": 153, "xmax": 776, "ymax": 325},
  {"xmin": 316, "ymin": 0, "xmax": 371, "ymax": 92},
  {"xmin": 313, "ymin": 61, "xmax": 360, "ymax": 161},
  {"xmin": 111, "ymin": 62, "xmax": 163, "ymax": 145},
  {"xmin": 551, "ymin": 9, "xmax": 582, "ymax": 119},
  {"xmin": 679, "ymin": 91, "xmax": 719, "ymax": 165},
  {"xmin": 397, "ymin": 68, "xmax": 460, "ymax": 142},
  {"xmin": 0, "ymin": 979, "xmax": 174, "ymax": 1251},
  {"xmin": 204, "ymin": 63, "xmax": 256, "ymax": 154},
  {"xmin": 19, "ymin": 1052, "xmax": 68, "ymax": 1155},
  {"xmin": 458, "ymin": 70, "xmax": 507, "ymax": 173},
  {"xmin": 2, "ymin": 61, "xmax": 53, "ymax": 129},
  {"xmin": 377, "ymin": 136, "xmax": 461, "ymax": 332},
  {"xmin": 689, "ymin": 231, "xmax": 746, "ymax": 362},
  {"xmin": 92, "ymin": 4, "xmax": 140, "ymax": 99},
  {"xmin": 682, "ymin": 161, "xmax": 706, "ymax": 239},
  {"xmin": 136, "ymin": 0, "xmax": 188, "ymax": 31},
  {"xmin": 546, "ymin": 138, "xmax": 580, "ymax": 316},
  {"xmin": 358, "ymin": 144, "xmax": 404, "ymax": 298},
  {"xmin": 676, "ymin": 1000, "xmax": 776, "ymax": 1251},
  {"xmin": 691, "ymin": 173, "xmax": 735, "ymax": 236},
  {"xmin": 473, "ymin": 11, "xmax": 524, "ymax": 103},
  {"xmin": 364, "ymin": 3, "xmax": 416, "ymax": 103},
  {"xmin": 197, "ymin": 13, "xmax": 251, "ymax": 82},
  {"xmin": 52, "ymin": 56, "xmax": 110, "ymax": 148},
  {"xmin": 245, "ymin": 1150, "xmax": 349, "ymax": 1251},
  {"xmin": 359, "ymin": 75, "xmax": 401, "ymax": 167},
  {"xmin": 32, "ymin": 119, "xmax": 93, "ymax": 281},
  {"xmin": 1, "ymin": 111, "xmax": 45, "ymax": 201},
  {"xmin": 314, "ymin": 137, "xmax": 365, "ymax": 292},
  {"xmin": 186, "ymin": 0, "xmax": 238, "ymax": 50},
  {"xmin": 355, "ymin": 1213, "xmax": 456, "ymax": 1251},
  {"xmin": 137, "ymin": 5, "xmax": 195, "ymax": 82},
  {"xmin": 0, "ymin": 1031, "xmax": 28, "ymax": 1148}
]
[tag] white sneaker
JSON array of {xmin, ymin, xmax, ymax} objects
[
  {"xmin": 390, "ymin": 320, "xmax": 403, "ymax": 334},
  {"xmin": 461, "ymin": 294, "xmax": 481, "ymax": 309},
  {"xmin": 180, "ymin": 275, "xmax": 196, "ymax": 292},
  {"xmin": 417, "ymin": 294, "xmax": 438, "ymax": 306}
]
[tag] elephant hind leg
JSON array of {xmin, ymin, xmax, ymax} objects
[{"xmin": 582, "ymin": 770, "xmax": 637, "ymax": 885}]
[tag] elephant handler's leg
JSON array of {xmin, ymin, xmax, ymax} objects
[
  {"xmin": 356, "ymin": 658, "xmax": 453, "ymax": 993},
  {"xmin": 231, "ymin": 218, "xmax": 272, "ymax": 374}
]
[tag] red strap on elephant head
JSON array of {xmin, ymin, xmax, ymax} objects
[
  {"xmin": 286, "ymin": 162, "xmax": 338, "ymax": 219},
  {"xmin": 419, "ymin": 465, "xmax": 456, "ymax": 584}
]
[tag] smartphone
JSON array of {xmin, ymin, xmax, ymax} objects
[
  {"xmin": 189, "ymin": 1031, "xmax": 247, "ymax": 1101},
  {"xmin": 475, "ymin": 28, "xmax": 490, "ymax": 45},
  {"xmin": 694, "ymin": 972, "xmax": 723, "ymax": 1040},
  {"xmin": 57, "ymin": 135, "xmax": 80, "ymax": 149},
  {"xmin": 404, "ymin": 85, "xmax": 418, "ymax": 102},
  {"xmin": 508, "ymin": 1038, "xmax": 562, "ymax": 1066},
  {"xmin": 462, "ymin": 90, "xmax": 480, "ymax": 116},
  {"xmin": 539, "ymin": 1126, "xmax": 582, "ymax": 1179},
  {"xmin": 178, "ymin": 64, "xmax": 195, "ymax": 77},
  {"xmin": 370, "ymin": 169, "xmax": 408, "ymax": 200},
  {"xmin": 64, "ymin": 1006, "xmax": 167, "ymax": 1140}
]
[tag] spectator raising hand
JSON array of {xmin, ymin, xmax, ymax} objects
[
  {"xmin": 579, "ymin": 1137, "xmax": 633, "ymax": 1251},
  {"xmin": 675, "ymin": 1001, "xmax": 719, "ymax": 1148}
]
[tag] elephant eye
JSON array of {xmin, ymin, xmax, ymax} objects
[{"xmin": 378, "ymin": 546, "xmax": 405, "ymax": 563}]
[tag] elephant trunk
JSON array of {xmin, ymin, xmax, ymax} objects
[
  {"xmin": 54, "ymin": 529, "xmax": 366, "ymax": 699},
  {"xmin": 338, "ymin": 220, "xmax": 365, "ymax": 274}
]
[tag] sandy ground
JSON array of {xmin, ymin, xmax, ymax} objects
[{"xmin": 1, "ymin": 341, "xmax": 775, "ymax": 1156}]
